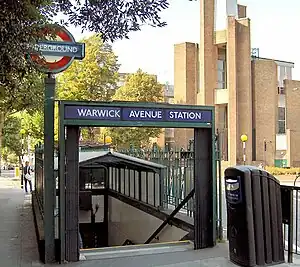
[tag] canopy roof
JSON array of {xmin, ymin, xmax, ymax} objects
[{"xmin": 54, "ymin": 151, "xmax": 166, "ymax": 173}]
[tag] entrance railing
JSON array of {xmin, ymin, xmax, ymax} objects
[
  {"xmin": 117, "ymin": 141, "xmax": 223, "ymax": 240},
  {"xmin": 117, "ymin": 148, "xmax": 195, "ymax": 217},
  {"xmin": 282, "ymin": 181, "xmax": 300, "ymax": 263},
  {"xmin": 35, "ymin": 143, "xmax": 44, "ymax": 211},
  {"xmin": 34, "ymin": 142, "xmax": 223, "ymax": 240}
]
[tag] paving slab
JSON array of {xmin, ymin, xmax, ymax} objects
[
  {"xmin": 1, "ymin": 176, "xmax": 300, "ymax": 267},
  {"xmin": 0, "ymin": 178, "xmax": 40, "ymax": 267}
]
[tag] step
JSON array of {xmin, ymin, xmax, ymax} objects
[{"xmin": 81, "ymin": 241, "xmax": 194, "ymax": 261}]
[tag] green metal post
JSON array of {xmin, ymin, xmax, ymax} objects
[
  {"xmin": 212, "ymin": 113, "xmax": 217, "ymax": 245},
  {"xmin": 44, "ymin": 74, "xmax": 56, "ymax": 263},
  {"xmin": 59, "ymin": 102, "xmax": 66, "ymax": 262},
  {"xmin": 216, "ymin": 132, "xmax": 223, "ymax": 240}
]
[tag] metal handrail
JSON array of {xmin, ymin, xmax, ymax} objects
[{"xmin": 294, "ymin": 173, "xmax": 300, "ymax": 186}]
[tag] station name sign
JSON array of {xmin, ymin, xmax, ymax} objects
[
  {"xmin": 64, "ymin": 105, "xmax": 212, "ymax": 123},
  {"xmin": 33, "ymin": 41, "xmax": 85, "ymax": 59}
]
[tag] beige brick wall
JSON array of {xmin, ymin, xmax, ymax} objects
[
  {"xmin": 287, "ymin": 130, "xmax": 300, "ymax": 167},
  {"xmin": 198, "ymin": 0, "xmax": 216, "ymax": 105},
  {"xmin": 227, "ymin": 16, "xmax": 238, "ymax": 165},
  {"xmin": 285, "ymin": 80, "xmax": 300, "ymax": 166},
  {"xmin": 236, "ymin": 18, "xmax": 252, "ymax": 163},
  {"xmin": 285, "ymin": 80, "xmax": 300, "ymax": 131},
  {"xmin": 173, "ymin": 43, "xmax": 198, "ymax": 148},
  {"xmin": 174, "ymin": 42, "xmax": 198, "ymax": 105},
  {"xmin": 252, "ymin": 59, "xmax": 277, "ymax": 166}
]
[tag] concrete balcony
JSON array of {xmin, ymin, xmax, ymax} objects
[
  {"xmin": 276, "ymin": 134, "xmax": 287, "ymax": 151},
  {"xmin": 214, "ymin": 30, "xmax": 227, "ymax": 46},
  {"xmin": 214, "ymin": 88, "xmax": 228, "ymax": 104}
]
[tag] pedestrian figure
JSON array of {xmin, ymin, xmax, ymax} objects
[{"xmin": 23, "ymin": 161, "xmax": 33, "ymax": 193}]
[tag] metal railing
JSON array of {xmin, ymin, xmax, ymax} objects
[
  {"xmin": 282, "ymin": 174, "xmax": 300, "ymax": 262},
  {"xmin": 34, "ymin": 141, "xmax": 223, "ymax": 240},
  {"xmin": 117, "ymin": 148, "xmax": 195, "ymax": 217},
  {"xmin": 108, "ymin": 166, "xmax": 164, "ymax": 208},
  {"xmin": 35, "ymin": 143, "xmax": 44, "ymax": 211}
]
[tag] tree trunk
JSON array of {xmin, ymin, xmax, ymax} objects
[{"xmin": 0, "ymin": 112, "xmax": 5, "ymax": 174}]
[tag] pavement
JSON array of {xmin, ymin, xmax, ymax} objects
[
  {"xmin": 0, "ymin": 176, "xmax": 40, "ymax": 267},
  {"xmin": 1, "ymin": 173, "xmax": 300, "ymax": 267}
]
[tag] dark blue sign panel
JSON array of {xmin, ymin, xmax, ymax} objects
[{"xmin": 64, "ymin": 105, "xmax": 212, "ymax": 123}]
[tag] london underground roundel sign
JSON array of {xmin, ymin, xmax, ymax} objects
[{"xmin": 29, "ymin": 25, "xmax": 85, "ymax": 74}]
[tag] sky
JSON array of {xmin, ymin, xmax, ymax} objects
[{"xmin": 67, "ymin": 0, "xmax": 300, "ymax": 84}]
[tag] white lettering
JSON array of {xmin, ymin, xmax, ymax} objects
[
  {"xmin": 92, "ymin": 109, "xmax": 97, "ymax": 116},
  {"xmin": 128, "ymin": 109, "xmax": 162, "ymax": 119},
  {"xmin": 108, "ymin": 110, "xmax": 116, "ymax": 117},
  {"xmin": 34, "ymin": 43, "xmax": 80, "ymax": 54},
  {"xmin": 97, "ymin": 109, "xmax": 108, "ymax": 117},
  {"xmin": 77, "ymin": 109, "xmax": 87, "ymax": 116},
  {"xmin": 114, "ymin": 110, "xmax": 121, "ymax": 118},
  {"xmin": 168, "ymin": 111, "xmax": 202, "ymax": 120},
  {"xmin": 77, "ymin": 108, "xmax": 120, "ymax": 118},
  {"xmin": 129, "ymin": 110, "xmax": 136, "ymax": 117}
]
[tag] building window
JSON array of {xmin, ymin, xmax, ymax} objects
[
  {"xmin": 217, "ymin": 59, "xmax": 226, "ymax": 89},
  {"xmin": 278, "ymin": 87, "xmax": 285, "ymax": 95},
  {"xmin": 278, "ymin": 65, "xmax": 292, "ymax": 88},
  {"xmin": 277, "ymin": 107, "xmax": 286, "ymax": 134},
  {"xmin": 285, "ymin": 67, "xmax": 292, "ymax": 80}
]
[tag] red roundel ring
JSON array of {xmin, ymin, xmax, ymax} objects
[{"xmin": 30, "ymin": 26, "xmax": 76, "ymax": 73}]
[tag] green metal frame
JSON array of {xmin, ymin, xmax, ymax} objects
[{"xmin": 58, "ymin": 100, "xmax": 217, "ymax": 262}]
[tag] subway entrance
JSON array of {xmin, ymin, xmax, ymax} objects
[{"xmin": 34, "ymin": 100, "xmax": 216, "ymax": 263}]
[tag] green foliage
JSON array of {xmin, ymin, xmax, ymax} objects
[
  {"xmin": 0, "ymin": 70, "xmax": 44, "ymax": 116},
  {"xmin": 56, "ymin": 34, "xmax": 119, "ymax": 101},
  {"xmin": 46, "ymin": 0, "xmax": 169, "ymax": 42},
  {"xmin": 113, "ymin": 69, "xmax": 163, "ymax": 102},
  {"xmin": 0, "ymin": 70, "xmax": 44, "ymax": 167},
  {"xmin": 1, "ymin": 0, "xmax": 169, "ymax": 98},
  {"xmin": 1, "ymin": 111, "xmax": 44, "ymax": 161},
  {"xmin": 0, "ymin": 1, "xmax": 48, "ymax": 95},
  {"xmin": 1, "ymin": 148, "xmax": 18, "ymax": 165},
  {"xmin": 108, "ymin": 69, "xmax": 164, "ymax": 148},
  {"xmin": 56, "ymin": 34, "xmax": 119, "ymax": 143},
  {"xmin": 2, "ymin": 116, "xmax": 22, "ymax": 157},
  {"xmin": 20, "ymin": 111, "xmax": 44, "ymax": 145}
]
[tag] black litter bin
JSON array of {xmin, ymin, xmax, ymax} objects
[{"xmin": 224, "ymin": 166, "xmax": 284, "ymax": 267}]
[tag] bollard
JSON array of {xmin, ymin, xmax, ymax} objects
[{"xmin": 15, "ymin": 167, "xmax": 20, "ymax": 178}]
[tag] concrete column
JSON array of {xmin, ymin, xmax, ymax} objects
[
  {"xmin": 226, "ymin": 16, "xmax": 237, "ymax": 165},
  {"xmin": 198, "ymin": 0, "xmax": 216, "ymax": 106},
  {"xmin": 286, "ymin": 129, "xmax": 292, "ymax": 167},
  {"xmin": 236, "ymin": 18, "xmax": 252, "ymax": 163},
  {"xmin": 174, "ymin": 43, "xmax": 198, "ymax": 148}
]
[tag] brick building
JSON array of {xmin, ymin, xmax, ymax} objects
[{"xmin": 173, "ymin": 0, "xmax": 300, "ymax": 167}]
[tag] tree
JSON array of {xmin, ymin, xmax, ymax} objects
[
  {"xmin": 2, "ymin": 116, "xmax": 22, "ymax": 160},
  {"xmin": 56, "ymin": 34, "xmax": 119, "ymax": 142},
  {"xmin": 0, "ymin": 70, "xmax": 44, "ymax": 169},
  {"xmin": 108, "ymin": 69, "xmax": 164, "ymax": 148},
  {"xmin": 20, "ymin": 111, "xmax": 44, "ymax": 145},
  {"xmin": 57, "ymin": 34, "xmax": 119, "ymax": 101},
  {"xmin": 1, "ymin": 0, "xmax": 169, "ymax": 96},
  {"xmin": 0, "ymin": 1, "xmax": 48, "ymax": 94},
  {"xmin": 1, "ymin": 111, "xmax": 44, "ymax": 165},
  {"xmin": 44, "ymin": 0, "xmax": 169, "ymax": 42}
]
